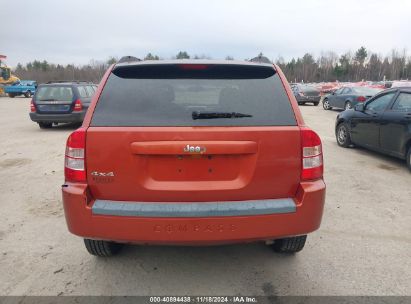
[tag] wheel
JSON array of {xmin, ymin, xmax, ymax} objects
[
  {"xmin": 344, "ymin": 101, "xmax": 353, "ymax": 110},
  {"xmin": 298, "ymin": 102, "xmax": 305, "ymax": 105},
  {"xmin": 406, "ymin": 146, "xmax": 411, "ymax": 172},
  {"xmin": 8, "ymin": 93, "xmax": 15, "ymax": 98},
  {"xmin": 84, "ymin": 239, "xmax": 123, "ymax": 257},
  {"xmin": 24, "ymin": 91, "xmax": 32, "ymax": 98},
  {"xmin": 38, "ymin": 122, "xmax": 52, "ymax": 129},
  {"xmin": 323, "ymin": 98, "xmax": 331, "ymax": 110},
  {"xmin": 336, "ymin": 123, "xmax": 352, "ymax": 148},
  {"xmin": 272, "ymin": 235, "xmax": 307, "ymax": 253},
  {"xmin": 313, "ymin": 102, "xmax": 319, "ymax": 106}
]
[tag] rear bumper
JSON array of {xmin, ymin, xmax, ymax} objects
[
  {"xmin": 29, "ymin": 111, "xmax": 86, "ymax": 123},
  {"xmin": 62, "ymin": 180, "xmax": 326, "ymax": 245},
  {"xmin": 296, "ymin": 96, "xmax": 321, "ymax": 103}
]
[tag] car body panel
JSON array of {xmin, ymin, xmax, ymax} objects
[
  {"xmin": 325, "ymin": 86, "xmax": 382, "ymax": 110},
  {"xmin": 63, "ymin": 61, "xmax": 325, "ymax": 245},
  {"xmin": 291, "ymin": 84, "xmax": 321, "ymax": 104},
  {"xmin": 86, "ymin": 126, "xmax": 302, "ymax": 202},
  {"xmin": 380, "ymin": 110, "xmax": 411, "ymax": 158},
  {"xmin": 62, "ymin": 179, "xmax": 325, "ymax": 245},
  {"xmin": 30, "ymin": 82, "xmax": 96, "ymax": 124},
  {"xmin": 5, "ymin": 80, "xmax": 37, "ymax": 96}
]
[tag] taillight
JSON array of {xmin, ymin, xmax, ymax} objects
[
  {"xmin": 301, "ymin": 127, "xmax": 323, "ymax": 181},
  {"xmin": 64, "ymin": 128, "xmax": 86, "ymax": 182},
  {"xmin": 30, "ymin": 99, "xmax": 36, "ymax": 112},
  {"xmin": 73, "ymin": 99, "xmax": 83, "ymax": 111},
  {"xmin": 356, "ymin": 96, "xmax": 366, "ymax": 102}
]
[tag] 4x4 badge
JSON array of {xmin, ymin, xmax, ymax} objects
[{"xmin": 183, "ymin": 144, "xmax": 206, "ymax": 154}]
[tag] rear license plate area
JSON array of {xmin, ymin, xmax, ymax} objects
[{"xmin": 38, "ymin": 104, "xmax": 71, "ymax": 112}]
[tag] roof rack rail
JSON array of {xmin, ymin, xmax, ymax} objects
[
  {"xmin": 45, "ymin": 80, "xmax": 93, "ymax": 84},
  {"xmin": 117, "ymin": 56, "xmax": 141, "ymax": 64}
]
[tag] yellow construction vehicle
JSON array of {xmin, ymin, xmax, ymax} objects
[{"xmin": 0, "ymin": 55, "xmax": 20, "ymax": 95}]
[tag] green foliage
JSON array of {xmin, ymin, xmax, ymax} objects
[
  {"xmin": 106, "ymin": 57, "xmax": 117, "ymax": 65},
  {"xmin": 176, "ymin": 51, "xmax": 190, "ymax": 59},
  {"xmin": 354, "ymin": 46, "xmax": 367, "ymax": 66},
  {"xmin": 144, "ymin": 53, "xmax": 160, "ymax": 60},
  {"xmin": 302, "ymin": 53, "xmax": 315, "ymax": 65}
]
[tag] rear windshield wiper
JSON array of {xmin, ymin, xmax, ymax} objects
[{"xmin": 192, "ymin": 111, "xmax": 253, "ymax": 120}]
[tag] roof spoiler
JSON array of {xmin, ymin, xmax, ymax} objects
[{"xmin": 117, "ymin": 56, "xmax": 142, "ymax": 64}]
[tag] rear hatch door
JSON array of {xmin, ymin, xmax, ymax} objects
[
  {"xmin": 86, "ymin": 63, "xmax": 302, "ymax": 202},
  {"xmin": 34, "ymin": 85, "xmax": 74, "ymax": 113}
]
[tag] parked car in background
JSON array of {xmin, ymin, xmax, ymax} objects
[
  {"xmin": 318, "ymin": 82, "xmax": 341, "ymax": 95},
  {"xmin": 335, "ymin": 87, "xmax": 411, "ymax": 171},
  {"xmin": 5, "ymin": 80, "xmax": 37, "ymax": 98},
  {"xmin": 384, "ymin": 81, "xmax": 393, "ymax": 88},
  {"xmin": 323, "ymin": 86, "xmax": 382, "ymax": 111},
  {"xmin": 62, "ymin": 59, "xmax": 325, "ymax": 256},
  {"xmin": 391, "ymin": 80, "xmax": 411, "ymax": 88},
  {"xmin": 29, "ymin": 81, "xmax": 97, "ymax": 129},
  {"xmin": 291, "ymin": 84, "xmax": 321, "ymax": 105}
]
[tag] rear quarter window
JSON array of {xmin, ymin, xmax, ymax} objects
[
  {"xmin": 77, "ymin": 86, "xmax": 88, "ymax": 98},
  {"xmin": 85, "ymin": 86, "xmax": 95, "ymax": 97},
  {"xmin": 91, "ymin": 64, "xmax": 297, "ymax": 127}
]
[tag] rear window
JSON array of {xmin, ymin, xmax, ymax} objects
[
  {"xmin": 91, "ymin": 64, "xmax": 296, "ymax": 127},
  {"xmin": 352, "ymin": 87, "xmax": 381, "ymax": 95},
  {"xmin": 35, "ymin": 86, "xmax": 74, "ymax": 101},
  {"xmin": 299, "ymin": 85, "xmax": 319, "ymax": 92}
]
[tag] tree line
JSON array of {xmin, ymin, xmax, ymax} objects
[
  {"xmin": 276, "ymin": 47, "xmax": 411, "ymax": 83},
  {"xmin": 12, "ymin": 47, "xmax": 411, "ymax": 84}
]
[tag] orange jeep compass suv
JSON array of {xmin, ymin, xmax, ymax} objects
[{"xmin": 62, "ymin": 57, "xmax": 325, "ymax": 256}]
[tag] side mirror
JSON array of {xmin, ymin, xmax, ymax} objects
[{"xmin": 355, "ymin": 103, "xmax": 365, "ymax": 111}]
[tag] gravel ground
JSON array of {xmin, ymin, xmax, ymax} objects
[{"xmin": 0, "ymin": 96, "xmax": 410, "ymax": 296}]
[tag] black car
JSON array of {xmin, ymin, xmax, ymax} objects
[
  {"xmin": 29, "ymin": 81, "xmax": 97, "ymax": 129},
  {"xmin": 291, "ymin": 84, "xmax": 321, "ymax": 106},
  {"xmin": 335, "ymin": 87, "xmax": 411, "ymax": 171},
  {"xmin": 323, "ymin": 86, "xmax": 382, "ymax": 111}
]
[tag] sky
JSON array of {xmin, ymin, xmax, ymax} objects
[{"xmin": 1, "ymin": 0, "xmax": 411, "ymax": 67}]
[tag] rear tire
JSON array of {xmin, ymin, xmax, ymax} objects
[
  {"xmin": 272, "ymin": 235, "xmax": 307, "ymax": 253},
  {"xmin": 406, "ymin": 146, "xmax": 411, "ymax": 172},
  {"xmin": 38, "ymin": 122, "xmax": 52, "ymax": 129},
  {"xmin": 336, "ymin": 123, "xmax": 352, "ymax": 148},
  {"xmin": 24, "ymin": 91, "xmax": 32, "ymax": 98},
  {"xmin": 313, "ymin": 102, "xmax": 319, "ymax": 106},
  {"xmin": 84, "ymin": 239, "xmax": 123, "ymax": 257},
  {"xmin": 298, "ymin": 102, "xmax": 305, "ymax": 105},
  {"xmin": 323, "ymin": 98, "xmax": 331, "ymax": 110},
  {"xmin": 8, "ymin": 93, "xmax": 15, "ymax": 98}
]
